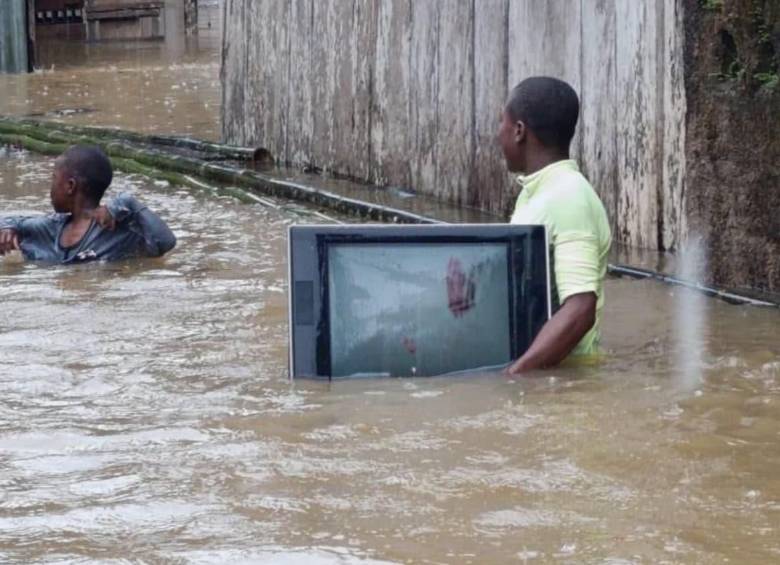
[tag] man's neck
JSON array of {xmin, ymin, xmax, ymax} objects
[{"xmin": 523, "ymin": 151, "xmax": 570, "ymax": 176}]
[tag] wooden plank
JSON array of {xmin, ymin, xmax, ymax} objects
[
  {"xmin": 580, "ymin": 0, "xmax": 619, "ymax": 233},
  {"xmin": 615, "ymin": 0, "xmax": 660, "ymax": 249},
  {"xmin": 370, "ymin": 0, "xmax": 413, "ymax": 187},
  {"xmin": 434, "ymin": 1, "xmax": 474, "ymax": 205},
  {"xmin": 472, "ymin": 0, "xmax": 510, "ymax": 213},
  {"xmin": 310, "ymin": 1, "xmax": 375, "ymax": 179},
  {"xmin": 407, "ymin": 1, "xmax": 440, "ymax": 192},
  {"xmin": 243, "ymin": 0, "xmax": 289, "ymax": 159},
  {"xmin": 220, "ymin": 0, "xmax": 247, "ymax": 144},
  {"xmin": 285, "ymin": 0, "xmax": 315, "ymax": 165},
  {"xmin": 660, "ymin": 0, "xmax": 686, "ymax": 251}
]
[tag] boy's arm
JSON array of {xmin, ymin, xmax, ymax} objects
[
  {"xmin": 0, "ymin": 226, "xmax": 20, "ymax": 254},
  {"xmin": 0, "ymin": 215, "xmax": 59, "ymax": 255},
  {"xmin": 105, "ymin": 193, "xmax": 177, "ymax": 257}
]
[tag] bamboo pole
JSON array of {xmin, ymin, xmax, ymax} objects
[{"xmin": 0, "ymin": 117, "xmax": 271, "ymax": 163}]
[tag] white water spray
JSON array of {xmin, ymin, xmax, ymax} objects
[{"xmin": 674, "ymin": 234, "xmax": 708, "ymax": 390}]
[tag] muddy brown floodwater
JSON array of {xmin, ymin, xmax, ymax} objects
[{"xmin": 1, "ymin": 3, "xmax": 779, "ymax": 563}]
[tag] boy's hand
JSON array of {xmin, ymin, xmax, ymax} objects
[
  {"xmin": 91, "ymin": 206, "xmax": 116, "ymax": 231},
  {"xmin": 0, "ymin": 229, "xmax": 20, "ymax": 255}
]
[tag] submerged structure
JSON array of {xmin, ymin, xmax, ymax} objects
[
  {"xmin": 221, "ymin": 0, "xmax": 779, "ymax": 295},
  {"xmin": 83, "ymin": 0, "xmax": 165, "ymax": 41}
]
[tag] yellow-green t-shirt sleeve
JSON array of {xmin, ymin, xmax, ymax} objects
[{"xmin": 553, "ymin": 231, "xmax": 602, "ymax": 302}]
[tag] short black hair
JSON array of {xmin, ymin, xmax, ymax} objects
[
  {"xmin": 506, "ymin": 77, "xmax": 580, "ymax": 152},
  {"xmin": 59, "ymin": 145, "xmax": 113, "ymax": 203}
]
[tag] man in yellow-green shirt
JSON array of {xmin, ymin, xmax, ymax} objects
[{"xmin": 497, "ymin": 77, "xmax": 611, "ymax": 373}]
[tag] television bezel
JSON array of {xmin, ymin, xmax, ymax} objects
[{"xmin": 288, "ymin": 224, "xmax": 551, "ymax": 379}]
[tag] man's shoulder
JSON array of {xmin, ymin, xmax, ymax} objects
[
  {"xmin": 533, "ymin": 170, "xmax": 595, "ymax": 220},
  {"xmin": 541, "ymin": 171, "xmax": 609, "ymax": 237},
  {"xmin": 544, "ymin": 168, "xmax": 594, "ymax": 200}
]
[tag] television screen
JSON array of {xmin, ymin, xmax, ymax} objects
[
  {"xmin": 328, "ymin": 243, "xmax": 511, "ymax": 377},
  {"xmin": 288, "ymin": 224, "xmax": 550, "ymax": 379}
]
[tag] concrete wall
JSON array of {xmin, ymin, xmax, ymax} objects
[
  {"xmin": 0, "ymin": 0, "xmax": 29, "ymax": 73},
  {"xmin": 222, "ymin": 0, "xmax": 686, "ymax": 252},
  {"xmin": 683, "ymin": 0, "xmax": 779, "ymax": 294}
]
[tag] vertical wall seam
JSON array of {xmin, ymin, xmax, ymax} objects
[
  {"xmin": 433, "ymin": 2, "xmax": 440, "ymax": 197},
  {"xmin": 308, "ymin": 0, "xmax": 314, "ymax": 160},
  {"xmin": 503, "ymin": 0, "xmax": 509, "ymax": 87},
  {"xmin": 656, "ymin": 0, "xmax": 667, "ymax": 251},
  {"xmin": 407, "ymin": 0, "xmax": 414, "ymax": 187},
  {"xmin": 612, "ymin": 0, "xmax": 620, "ymax": 238},
  {"xmin": 469, "ymin": 0, "xmax": 476, "ymax": 206},
  {"xmin": 579, "ymin": 0, "xmax": 584, "ymax": 161},
  {"xmin": 505, "ymin": 0, "xmax": 512, "ymax": 213},
  {"xmin": 284, "ymin": 1, "xmax": 293, "ymax": 165},
  {"xmin": 677, "ymin": 0, "xmax": 688, "ymax": 245},
  {"xmin": 367, "ymin": 0, "xmax": 377, "ymax": 183},
  {"xmin": 219, "ymin": 0, "xmax": 227, "ymax": 141}
]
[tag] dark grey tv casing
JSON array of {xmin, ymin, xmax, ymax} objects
[{"xmin": 288, "ymin": 224, "xmax": 551, "ymax": 379}]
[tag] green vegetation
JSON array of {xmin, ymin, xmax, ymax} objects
[
  {"xmin": 754, "ymin": 72, "xmax": 779, "ymax": 89},
  {"xmin": 701, "ymin": 0, "xmax": 724, "ymax": 11}
]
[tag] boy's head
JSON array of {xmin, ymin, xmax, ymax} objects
[
  {"xmin": 50, "ymin": 145, "xmax": 113, "ymax": 213},
  {"xmin": 498, "ymin": 76, "xmax": 580, "ymax": 173}
]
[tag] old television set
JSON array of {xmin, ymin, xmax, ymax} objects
[{"xmin": 288, "ymin": 224, "xmax": 551, "ymax": 379}]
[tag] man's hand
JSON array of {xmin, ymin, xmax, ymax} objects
[
  {"xmin": 91, "ymin": 206, "xmax": 116, "ymax": 231},
  {"xmin": 0, "ymin": 229, "xmax": 20, "ymax": 255},
  {"xmin": 505, "ymin": 292, "xmax": 597, "ymax": 375}
]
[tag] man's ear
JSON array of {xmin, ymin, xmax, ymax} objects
[
  {"xmin": 514, "ymin": 120, "xmax": 526, "ymax": 145},
  {"xmin": 66, "ymin": 177, "xmax": 77, "ymax": 195}
]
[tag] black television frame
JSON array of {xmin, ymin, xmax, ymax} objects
[{"xmin": 288, "ymin": 224, "xmax": 551, "ymax": 379}]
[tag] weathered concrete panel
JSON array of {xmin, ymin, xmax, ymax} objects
[
  {"xmin": 615, "ymin": 0, "xmax": 660, "ymax": 250},
  {"xmin": 0, "ymin": 0, "xmax": 29, "ymax": 74},
  {"xmin": 434, "ymin": 2, "xmax": 474, "ymax": 205},
  {"xmin": 472, "ymin": 0, "xmax": 510, "ymax": 211},
  {"xmin": 370, "ymin": 0, "xmax": 412, "ymax": 188},
  {"xmin": 580, "ymin": 0, "xmax": 618, "ymax": 236},
  {"xmin": 244, "ymin": 0, "xmax": 289, "ymax": 156},
  {"xmin": 285, "ymin": 0, "xmax": 315, "ymax": 166},
  {"xmin": 406, "ymin": 1, "xmax": 440, "ymax": 193},
  {"xmin": 661, "ymin": 0, "xmax": 687, "ymax": 252},
  {"xmin": 220, "ymin": 0, "xmax": 246, "ymax": 144},
  {"xmin": 311, "ymin": 0, "xmax": 375, "ymax": 179}
]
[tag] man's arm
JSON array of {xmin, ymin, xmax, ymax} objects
[
  {"xmin": 104, "ymin": 193, "xmax": 176, "ymax": 257},
  {"xmin": 506, "ymin": 292, "xmax": 597, "ymax": 374}
]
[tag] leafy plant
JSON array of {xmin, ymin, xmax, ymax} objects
[
  {"xmin": 701, "ymin": 0, "xmax": 724, "ymax": 11},
  {"xmin": 754, "ymin": 72, "xmax": 779, "ymax": 89}
]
